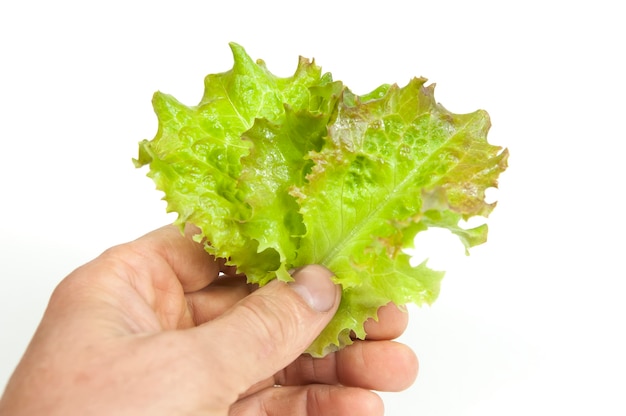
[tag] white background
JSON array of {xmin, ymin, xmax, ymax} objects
[{"xmin": 1, "ymin": 1, "xmax": 624, "ymax": 414}]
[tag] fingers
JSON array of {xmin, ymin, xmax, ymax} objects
[
  {"xmin": 335, "ymin": 340, "xmax": 418, "ymax": 391},
  {"xmin": 229, "ymin": 384, "xmax": 384, "ymax": 416},
  {"xmin": 129, "ymin": 226, "xmax": 416, "ymax": 397},
  {"xmin": 185, "ymin": 276, "xmax": 252, "ymax": 324},
  {"xmin": 133, "ymin": 225, "xmax": 223, "ymax": 292},
  {"xmin": 185, "ymin": 265, "xmax": 341, "ymax": 398},
  {"xmin": 278, "ymin": 340, "xmax": 418, "ymax": 392},
  {"xmin": 362, "ymin": 302, "xmax": 409, "ymax": 340}
]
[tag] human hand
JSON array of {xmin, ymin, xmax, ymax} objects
[{"xmin": 0, "ymin": 226, "xmax": 418, "ymax": 415}]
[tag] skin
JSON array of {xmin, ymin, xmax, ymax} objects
[{"xmin": 0, "ymin": 225, "xmax": 418, "ymax": 415}]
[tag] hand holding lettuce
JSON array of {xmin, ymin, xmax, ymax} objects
[{"xmin": 134, "ymin": 43, "xmax": 508, "ymax": 356}]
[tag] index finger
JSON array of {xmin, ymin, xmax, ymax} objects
[
  {"xmin": 137, "ymin": 224, "xmax": 224, "ymax": 292},
  {"xmin": 362, "ymin": 302, "xmax": 409, "ymax": 340}
]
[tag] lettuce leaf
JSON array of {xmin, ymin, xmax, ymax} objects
[{"xmin": 134, "ymin": 43, "xmax": 509, "ymax": 356}]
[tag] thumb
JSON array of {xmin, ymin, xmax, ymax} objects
[{"xmin": 191, "ymin": 265, "xmax": 340, "ymax": 395}]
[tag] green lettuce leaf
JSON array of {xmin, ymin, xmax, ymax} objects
[{"xmin": 134, "ymin": 43, "xmax": 509, "ymax": 356}]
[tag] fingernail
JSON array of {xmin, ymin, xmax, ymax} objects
[{"xmin": 289, "ymin": 265, "xmax": 338, "ymax": 312}]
